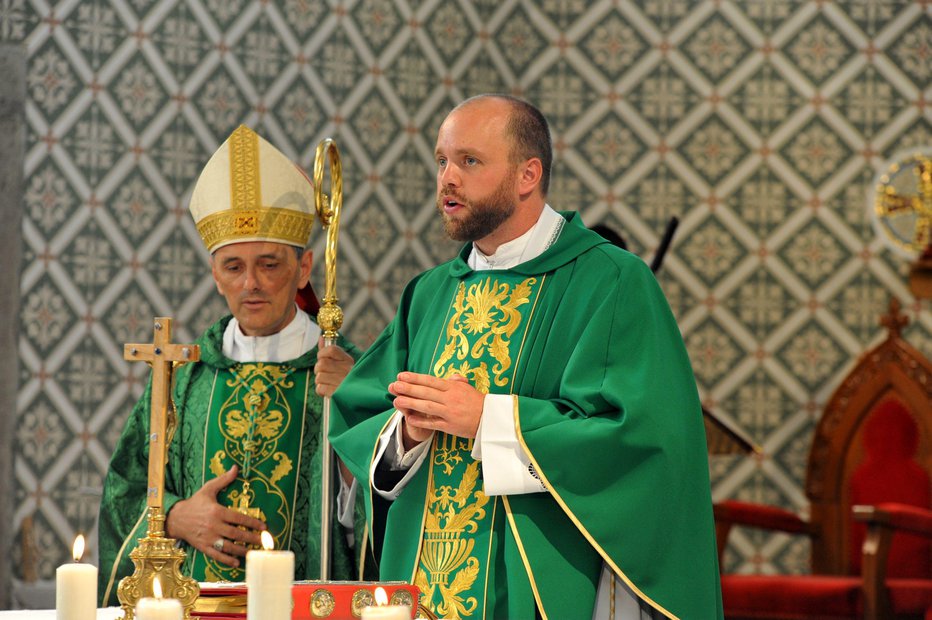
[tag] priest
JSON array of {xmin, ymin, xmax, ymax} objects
[
  {"xmin": 330, "ymin": 95, "xmax": 723, "ymax": 619},
  {"xmin": 98, "ymin": 126, "xmax": 364, "ymax": 605}
]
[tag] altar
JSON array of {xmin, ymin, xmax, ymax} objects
[{"xmin": 0, "ymin": 610, "xmax": 123, "ymax": 619}]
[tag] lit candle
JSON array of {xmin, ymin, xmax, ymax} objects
[
  {"xmin": 246, "ymin": 530, "xmax": 294, "ymax": 620},
  {"xmin": 135, "ymin": 577, "xmax": 183, "ymax": 620},
  {"xmin": 56, "ymin": 534, "xmax": 97, "ymax": 620},
  {"xmin": 361, "ymin": 587, "xmax": 412, "ymax": 620}
]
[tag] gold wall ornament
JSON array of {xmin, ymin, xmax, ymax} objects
[
  {"xmin": 118, "ymin": 318, "xmax": 201, "ymax": 619},
  {"xmin": 312, "ymin": 137, "xmax": 344, "ymax": 580},
  {"xmin": 871, "ymin": 150, "xmax": 932, "ymax": 298}
]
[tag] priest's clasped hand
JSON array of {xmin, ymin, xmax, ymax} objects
[
  {"xmin": 165, "ymin": 464, "xmax": 267, "ymax": 568},
  {"xmin": 390, "ymin": 372, "xmax": 484, "ymax": 447},
  {"xmin": 314, "ymin": 337, "xmax": 355, "ymax": 397}
]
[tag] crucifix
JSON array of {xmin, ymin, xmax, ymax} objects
[{"xmin": 116, "ymin": 317, "xmax": 201, "ymax": 620}]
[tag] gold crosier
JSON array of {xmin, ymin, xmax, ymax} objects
[
  {"xmin": 117, "ymin": 318, "xmax": 201, "ymax": 619},
  {"xmin": 313, "ymin": 138, "xmax": 344, "ymax": 579}
]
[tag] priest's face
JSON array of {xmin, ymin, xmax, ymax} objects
[
  {"xmin": 435, "ymin": 99, "xmax": 522, "ymax": 252},
  {"xmin": 211, "ymin": 241, "xmax": 313, "ymax": 337}
]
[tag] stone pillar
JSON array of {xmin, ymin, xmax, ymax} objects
[{"xmin": 0, "ymin": 42, "xmax": 26, "ymax": 610}]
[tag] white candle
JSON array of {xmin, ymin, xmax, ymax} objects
[
  {"xmin": 246, "ymin": 531, "xmax": 294, "ymax": 620},
  {"xmin": 361, "ymin": 606, "xmax": 411, "ymax": 620},
  {"xmin": 56, "ymin": 534, "xmax": 97, "ymax": 620},
  {"xmin": 135, "ymin": 578, "xmax": 183, "ymax": 620},
  {"xmin": 361, "ymin": 587, "xmax": 411, "ymax": 620}
]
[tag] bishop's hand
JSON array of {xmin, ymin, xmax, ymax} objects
[
  {"xmin": 391, "ymin": 372, "xmax": 484, "ymax": 448},
  {"xmin": 165, "ymin": 465, "xmax": 267, "ymax": 568},
  {"xmin": 314, "ymin": 337, "xmax": 355, "ymax": 397}
]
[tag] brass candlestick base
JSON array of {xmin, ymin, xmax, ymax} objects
[{"xmin": 117, "ymin": 507, "xmax": 200, "ymax": 619}]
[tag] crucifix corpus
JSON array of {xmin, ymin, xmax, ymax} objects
[{"xmin": 116, "ymin": 317, "xmax": 201, "ymax": 620}]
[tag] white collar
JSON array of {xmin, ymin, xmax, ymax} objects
[
  {"xmin": 468, "ymin": 205, "xmax": 563, "ymax": 270},
  {"xmin": 222, "ymin": 306, "xmax": 321, "ymax": 363}
]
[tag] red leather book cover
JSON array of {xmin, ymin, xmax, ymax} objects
[{"xmin": 194, "ymin": 581, "xmax": 419, "ymax": 619}]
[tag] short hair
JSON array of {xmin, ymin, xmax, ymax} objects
[{"xmin": 458, "ymin": 94, "xmax": 553, "ymax": 196}]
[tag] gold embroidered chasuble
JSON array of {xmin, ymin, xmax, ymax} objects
[
  {"xmin": 414, "ymin": 271, "xmax": 545, "ymax": 619},
  {"xmin": 192, "ymin": 362, "xmax": 310, "ymax": 581},
  {"xmin": 331, "ymin": 213, "xmax": 724, "ymax": 619}
]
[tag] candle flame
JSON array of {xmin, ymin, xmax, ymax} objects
[
  {"xmin": 153, "ymin": 576, "xmax": 163, "ymax": 599},
  {"xmin": 374, "ymin": 586, "xmax": 388, "ymax": 606},
  {"xmin": 260, "ymin": 530, "xmax": 275, "ymax": 550},
  {"xmin": 72, "ymin": 534, "xmax": 85, "ymax": 562}
]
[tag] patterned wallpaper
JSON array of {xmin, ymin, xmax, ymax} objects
[{"xmin": 3, "ymin": 0, "xmax": 931, "ymax": 582}]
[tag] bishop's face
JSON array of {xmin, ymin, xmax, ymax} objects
[
  {"xmin": 434, "ymin": 99, "xmax": 522, "ymax": 253},
  {"xmin": 211, "ymin": 241, "xmax": 312, "ymax": 337}
]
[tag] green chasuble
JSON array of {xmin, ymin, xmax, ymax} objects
[
  {"xmin": 330, "ymin": 213, "xmax": 724, "ymax": 620},
  {"xmin": 98, "ymin": 315, "xmax": 369, "ymax": 605}
]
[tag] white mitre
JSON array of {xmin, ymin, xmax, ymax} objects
[{"xmin": 189, "ymin": 125, "xmax": 317, "ymax": 253}]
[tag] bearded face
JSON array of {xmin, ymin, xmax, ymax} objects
[{"xmin": 436, "ymin": 168, "xmax": 517, "ymax": 243}]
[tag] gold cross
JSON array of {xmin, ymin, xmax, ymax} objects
[{"xmin": 124, "ymin": 317, "xmax": 200, "ymax": 509}]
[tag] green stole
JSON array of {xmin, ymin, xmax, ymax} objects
[
  {"xmin": 413, "ymin": 271, "xmax": 545, "ymax": 619},
  {"xmin": 190, "ymin": 362, "xmax": 310, "ymax": 582}
]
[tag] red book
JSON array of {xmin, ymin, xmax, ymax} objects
[{"xmin": 194, "ymin": 581, "xmax": 420, "ymax": 619}]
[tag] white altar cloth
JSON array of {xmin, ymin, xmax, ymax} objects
[{"xmin": 0, "ymin": 610, "xmax": 122, "ymax": 619}]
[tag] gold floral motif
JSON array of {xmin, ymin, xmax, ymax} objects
[
  {"xmin": 206, "ymin": 363, "xmax": 297, "ymax": 576},
  {"xmin": 221, "ymin": 364, "xmax": 294, "ymax": 460},
  {"xmin": 269, "ymin": 452, "xmax": 293, "ymax": 485},
  {"xmin": 209, "ymin": 451, "xmax": 227, "ymax": 478},
  {"xmin": 415, "ymin": 436, "xmax": 489, "ymax": 620},
  {"xmin": 224, "ymin": 406, "xmax": 284, "ymax": 441},
  {"xmin": 437, "ymin": 361, "xmax": 490, "ymax": 395},
  {"xmin": 416, "ymin": 275, "xmax": 542, "ymax": 618},
  {"xmin": 433, "ymin": 277, "xmax": 536, "ymax": 389}
]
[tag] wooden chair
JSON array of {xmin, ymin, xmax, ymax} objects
[{"xmin": 714, "ymin": 298, "xmax": 932, "ymax": 620}]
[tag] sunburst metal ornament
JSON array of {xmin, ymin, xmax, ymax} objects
[{"xmin": 872, "ymin": 150, "xmax": 932, "ymax": 298}]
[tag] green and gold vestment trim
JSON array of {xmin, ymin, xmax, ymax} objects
[
  {"xmin": 413, "ymin": 273, "xmax": 544, "ymax": 619},
  {"xmin": 192, "ymin": 363, "xmax": 310, "ymax": 582}
]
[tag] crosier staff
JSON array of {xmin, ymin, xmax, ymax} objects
[{"xmin": 314, "ymin": 138, "xmax": 343, "ymax": 580}]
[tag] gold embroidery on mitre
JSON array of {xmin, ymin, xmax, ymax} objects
[
  {"xmin": 229, "ymin": 124, "xmax": 261, "ymax": 212},
  {"xmin": 193, "ymin": 125, "xmax": 316, "ymax": 251},
  {"xmin": 433, "ymin": 277, "xmax": 537, "ymax": 389},
  {"xmin": 415, "ymin": 435, "xmax": 489, "ymax": 620},
  {"xmin": 196, "ymin": 207, "xmax": 315, "ymax": 251}
]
